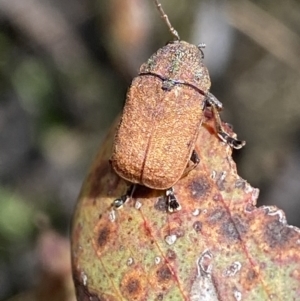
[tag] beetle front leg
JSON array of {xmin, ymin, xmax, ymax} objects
[
  {"xmin": 182, "ymin": 150, "xmax": 200, "ymax": 178},
  {"xmin": 205, "ymin": 93, "xmax": 245, "ymax": 149},
  {"xmin": 166, "ymin": 187, "xmax": 181, "ymax": 212},
  {"xmin": 113, "ymin": 184, "xmax": 136, "ymax": 209},
  {"xmin": 204, "ymin": 92, "xmax": 223, "ymax": 111},
  {"xmin": 190, "ymin": 149, "xmax": 200, "ymax": 165}
]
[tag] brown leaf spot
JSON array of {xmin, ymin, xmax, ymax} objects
[
  {"xmin": 264, "ymin": 220, "xmax": 296, "ymax": 248},
  {"xmin": 120, "ymin": 268, "xmax": 147, "ymax": 300},
  {"xmin": 125, "ymin": 279, "xmax": 140, "ymax": 295},
  {"xmin": 193, "ymin": 221, "xmax": 202, "ymax": 232},
  {"xmin": 208, "ymin": 208, "xmax": 226, "ymax": 224},
  {"xmin": 149, "ymin": 263, "xmax": 174, "ymax": 292},
  {"xmin": 97, "ymin": 226, "xmax": 110, "ymax": 247},
  {"xmin": 242, "ymin": 269, "xmax": 260, "ymax": 291},
  {"xmin": 155, "ymin": 293, "xmax": 164, "ymax": 301},
  {"xmin": 247, "ymin": 269, "xmax": 258, "ymax": 281},
  {"xmin": 232, "ymin": 214, "xmax": 249, "ymax": 235},
  {"xmin": 166, "ymin": 249, "xmax": 177, "ymax": 261},
  {"xmin": 208, "ymin": 209, "xmax": 241, "ymax": 241},
  {"xmin": 221, "ymin": 219, "xmax": 240, "ymax": 241},
  {"xmin": 93, "ymin": 218, "xmax": 118, "ymax": 257},
  {"xmin": 188, "ymin": 176, "xmax": 211, "ymax": 200},
  {"xmin": 156, "ymin": 264, "xmax": 173, "ymax": 283}
]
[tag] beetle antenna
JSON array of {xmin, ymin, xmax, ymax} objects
[{"xmin": 153, "ymin": 0, "xmax": 180, "ymax": 40}]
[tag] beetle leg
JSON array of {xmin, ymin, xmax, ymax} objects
[
  {"xmin": 166, "ymin": 187, "xmax": 181, "ymax": 212},
  {"xmin": 190, "ymin": 150, "xmax": 200, "ymax": 165},
  {"xmin": 211, "ymin": 105, "xmax": 245, "ymax": 149},
  {"xmin": 113, "ymin": 184, "xmax": 136, "ymax": 209},
  {"xmin": 182, "ymin": 150, "xmax": 200, "ymax": 177},
  {"xmin": 197, "ymin": 43, "xmax": 206, "ymax": 59},
  {"xmin": 205, "ymin": 92, "xmax": 223, "ymax": 111},
  {"xmin": 206, "ymin": 93, "xmax": 246, "ymax": 149}
]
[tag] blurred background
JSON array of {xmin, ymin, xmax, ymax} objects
[{"xmin": 0, "ymin": 0, "xmax": 300, "ymax": 299}]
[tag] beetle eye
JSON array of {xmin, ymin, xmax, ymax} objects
[{"xmin": 197, "ymin": 43, "xmax": 206, "ymax": 59}]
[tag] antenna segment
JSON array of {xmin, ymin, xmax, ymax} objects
[{"xmin": 153, "ymin": 0, "xmax": 180, "ymax": 40}]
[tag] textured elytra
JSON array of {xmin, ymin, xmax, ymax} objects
[
  {"xmin": 112, "ymin": 76, "xmax": 206, "ymax": 189},
  {"xmin": 71, "ymin": 117, "xmax": 300, "ymax": 301},
  {"xmin": 111, "ymin": 41, "xmax": 210, "ymax": 189}
]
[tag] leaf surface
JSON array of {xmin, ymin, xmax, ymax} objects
[{"xmin": 71, "ymin": 115, "xmax": 300, "ymax": 301}]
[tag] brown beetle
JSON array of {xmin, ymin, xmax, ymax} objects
[{"xmin": 110, "ymin": 1, "xmax": 245, "ymax": 212}]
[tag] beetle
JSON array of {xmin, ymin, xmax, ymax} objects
[{"xmin": 110, "ymin": 1, "xmax": 245, "ymax": 212}]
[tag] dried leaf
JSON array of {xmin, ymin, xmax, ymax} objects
[{"xmin": 71, "ymin": 115, "xmax": 300, "ymax": 301}]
